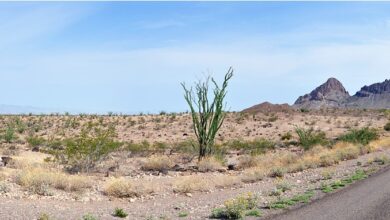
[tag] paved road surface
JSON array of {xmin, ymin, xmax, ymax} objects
[{"xmin": 269, "ymin": 166, "xmax": 390, "ymax": 220}]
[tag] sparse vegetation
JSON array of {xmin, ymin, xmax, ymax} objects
[
  {"xmin": 295, "ymin": 127, "xmax": 328, "ymax": 150},
  {"xmin": 338, "ymin": 127, "xmax": 379, "ymax": 145}
]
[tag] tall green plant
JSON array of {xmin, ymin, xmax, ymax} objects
[{"xmin": 182, "ymin": 67, "xmax": 233, "ymax": 161}]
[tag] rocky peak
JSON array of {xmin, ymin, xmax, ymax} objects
[
  {"xmin": 354, "ymin": 79, "xmax": 390, "ymax": 97},
  {"xmin": 294, "ymin": 78, "xmax": 350, "ymax": 107}
]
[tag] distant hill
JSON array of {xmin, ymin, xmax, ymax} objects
[
  {"xmin": 244, "ymin": 77, "xmax": 390, "ymax": 112},
  {"xmin": 0, "ymin": 104, "xmax": 61, "ymax": 115},
  {"xmin": 242, "ymin": 102, "xmax": 293, "ymax": 113}
]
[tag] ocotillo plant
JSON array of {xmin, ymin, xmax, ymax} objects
[{"xmin": 181, "ymin": 67, "xmax": 233, "ymax": 161}]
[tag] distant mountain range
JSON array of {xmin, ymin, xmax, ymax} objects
[
  {"xmin": 244, "ymin": 78, "xmax": 390, "ymax": 112},
  {"xmin": 0, "ymin": 104, "xmax": 65, "ymax": 115}
]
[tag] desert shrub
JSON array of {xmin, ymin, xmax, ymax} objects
[
  {"xmin": 82, "ymin": 214, "xmax": 97, "ymax": 220},
  {"xmin": 141, "ymin": 155, "xmax": 173, "ymax": 172},
  {"xmin": 14, "ymin": 118, "xmax": 26, "ymax": 134},
  {"xmin": 225, "ymin": 138, "xmax": 275, "ymax": 154},
  {"xmin": 211, "ymin": 176, "xmax": 241, "ymax": 189},
  {"xmin": 198, "ymin": 157, "xmax": 223, "ymax": 172},
  {"xmin": 26, "ymin": 135, "xmax": 46, "ymax": 148},
  {"xmin": 37, "ymin": 213, "xmax": 51, "ymax": 220},
  {"xmin": 237, "ymin": 155, "xmax": 258, "ymax": 169},
  {"xmin": 384, "ymin": 122, "xmax": 390, "ymax": 131},
  {"xmin": 295, "ymin": 127, "xmax": 328, "ymax": 150},
  {"xmin": 104, "ymin": 178, "xmax": 153, "ymax": 198},
  {"xmin": 338, "ymin": 127, "xmax": 378, "ymax": 145},
  {"xmin": 333, "ymin": 142, "xmax": 360, "ymax": 160},
  {"xmin": 2, "ymin": 123, "xmax": 15, "ymax": 143},
  {"xmin": 210, "ymin": 192, "xmax": 257, "ymax": 219},
  {"xmin": 126, "ymin": 141, "xmax": 151, "ymax": 154},
  {"xmin": 242, "ymin": 168, "xmax": 267, "ymax": 183},
  {"xmin": 61, "ymin": 122, "xmax": 122, "ymax": 172},
  {"xmin": 281, "ymin": 132, "xmax": 292, "ymax": 141},
  {"xmin": 173, "ymin": 176, "xmax": 212, "ymax": 193},
  {"xmin": 113, "ymin": 208, "xmax": 128, "ymax": 218},
  {"xmin": 269, "ymin": 167, "xmax": 286, "ymax": 178},
  {"xmin": 0, "ymin": 182, "xmax": 10, "ymax": 193}
]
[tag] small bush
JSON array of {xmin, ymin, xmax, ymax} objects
[
  {"xmin": 245, "ymin": 209, "xmax": 262, "ymax": 217},
  {"xmin": 225, "ymin": 138, "xmax": 275, "ymax": 154},
  {"xmin": 173, "ymin": 176, "xmax": 212, "ymax": 193},
  {"xmin": 3, "ymin": 124, "xmax": 15, "ymax": 143},
  {"xmin": 338, "ymin": 127, "xmax": 379, "ymax": 145},
  {"xmin": 61, "ymin": 122, "xmax": 122, "ymax": 172},
  {"xmin": 16, "ymin": 168, "xmax": 91, "ymax": 194},
  {"xmin": 178, "ymin": 211, "xmax": 188, "ymax": 218},
  {"xmin": 211, "ymin": 192, "xmax": 257, "ymax": 219},
  {"xmin": 104, "ymin": 178, "xmax": 154, "ymax": 198},
  {"xmin": 281, "ymin": 132, "xmax": 292, "ymax": 141},
  {"xmin": 37, "ymin": 213, "xmax": 51, "ymax": 220},
  {"xmin": 269, "ymin": 167, "xmax": 285, "ymax": 178},
  {"xmin": 82, "ymin": 214, "xmax": 97, "ymax": 220},
  {"xmin": 26, "ymin": 135, "xmax": 46, "ymax": 148},
  {"xmin": 198, "ymin": 157, "xmax": 223, "ymax": 172},
  {"xmin": 141, "ymin": 155, "xmax": 173, "ymax": 172},
  {"xmin": 242, "ymin": 168, "xmax": 266, "ymax": 183},
  {"xmin": 113, "ymin": 208, "xmax": 128, "ymax": 218},
  {"xmin": 237, "ymin": 155, "xmax": 258, "ymax": 169},
  {"xmin": 384, "ymin": 122, "xmax": 390, "ymax": 131},
  {"xmin": 295, "ymin": 127, "xmax": 328, "ymax": 150}
]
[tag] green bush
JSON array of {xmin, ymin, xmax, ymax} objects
[
  {"xmin": 225, "ymin": 138, "xmax": 275, "ymax": 154},
  {"xmin": 113, "ymin": 208, "xmax": 128, "ymax": 218},
  {"xmin": 210, "ymin": 192, "xmax": 257, "ymax": 219},
  {"xmin": 26, "ymin": 135, "xmax": 46, "ymax": 148},
  {"xmin": 3, "ymin": 124, "xmax": 15, "ymax": 143},
  {"xmin": 82, "ymin": 213, "xmax": 97, "ymax": 220},
  {"xmin": 295, "ymin": 127, "xmax": 328, "ymax": 150},
  {"xmin": 61, "ymin": 122, "xmax": 122, "ymax": 172},
  {"xmin": 338, "ymin": 127, "xmax": 379, "ymax": 145}
]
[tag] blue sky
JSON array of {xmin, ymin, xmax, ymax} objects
[{"xmin": 1, "ymin": 2, "xmax": 390, "ymax": 113}]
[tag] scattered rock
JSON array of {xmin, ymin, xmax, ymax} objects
[
  {"xmin": 1, "ymin": 156, "xmax": 12, "ymax": 167},
  {"xmin": 185, "ymin": 193, "xmax": 192, "ymax": 197}
]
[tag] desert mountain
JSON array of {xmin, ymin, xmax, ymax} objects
[
  {"xmin": 345, "ymin": 79, "xmax": 390, "ymax": 109},
  {"xmin": 245, "ymin": 78, "xmax": 390, "ymax": 112},
  {"xmin": 242, "ymin": 102, "xmax": 292, "ymax": 113},
  {"xmin": 293, "ymin": 78, "xmax": 350, "ymax": 109}
]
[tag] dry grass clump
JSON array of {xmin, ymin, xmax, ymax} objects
[
  {"xmin": 16, "ymin": 168, "xmax": 91, "ymax": 194},
  {"xmin": 141, "ymin": 155, "xmax": 174, "ymax": 172},
  {"xmin": 9, "ymin": 152, "xmax": 52, "ymax": 170},
  {"xmin": 238, "ymin": 139, "xmax": 384, "ymax": 185},
  {"xmin": 237, "ymin": 155, "xmax": 258, "ymax": 169},
  {"xmin": 369, "ymin": 137, "xmax": 390, "ymax": 150},
  {"xmin": 211, "ymin": 175, "xmax": 241, "ymax": 188},
  {"xmin": 333, "ymin": 142, "xmax": 360, "ymax": 160},
  {"xmin": 242, "ymin": 168, "xmax": 267, "ymax": 183},
  {"xmin": 198, "ymin": 157, "xmax": 223, "ymax": 172},
  {"xmin": 103, "ymin": 178, "xmax": 154, "ymax": 198},
  {"xmin": 172, "ymin": 176, "xmax": 213, "ymax": 193}
]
